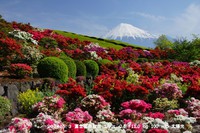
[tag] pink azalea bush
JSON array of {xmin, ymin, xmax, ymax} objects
[
  {"xmin": 32, "ymin": 95, "xmax": 65, "ymax": 118},
  {"xmin": 121, "ymin": 99, "xmax": 152, "ymax": 113},
  {"xmin": 123, "ymin": 119, "xmax": 143, "ymax": 133},
  {"xmin": 65, "ymin": 108, "xmax": 92, "ymax": 124},
  {"xmin": 154, "ymin": 83, "xmax": 183, "ymax": 100},
  {"xmin": 119, "ymin": 109, "xmax": 142, "ymax": 120},
  {"xmin": 7, "ymin": 117, "xmax": 32, "ymax": 133},
  {"xmin": 186, "ymin": 97, "xmax": 200, "ymax": 118},
  {"xmin": 96, "ymin": 109, "xmax": 116, "ymax": 122},
  {"xmin": 80, "ymin": 94, "xmax": 110, "ymax": 116},
  {"xmin": 31, "ymin": 113, "xmax": 65, "ymax": 133}
]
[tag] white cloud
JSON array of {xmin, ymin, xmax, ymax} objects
[
  {"xmin": 172, "ymin": 4, "xmax": 200, "ymax": 37},
  {"xmin": 133, "ymin": 12, "xmax": 166, "ymax": 21}
]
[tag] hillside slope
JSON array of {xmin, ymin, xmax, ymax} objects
[{"xmin": 55, "ymin": 30, "xmax": 147, "ymax": 50}]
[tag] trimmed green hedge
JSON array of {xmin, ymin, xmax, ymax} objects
[
  {"xmin": 75, "ymin": 60, "xmax": 87, "ymax": 77},
  {"xmin": 60, "ymin": 54, "xmax": 77, "ymax": 79},
  {"xmin": 37, "ymin": 57, "xmax": 68, "ymax": 83},
  {"xmin": 84, "ymin": 60, "xmax": 99, "ymax": 78}
]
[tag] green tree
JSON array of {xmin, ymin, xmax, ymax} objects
[
  {"xmin": 154, "ymin": 35, "xmax": 173, "ymax": 49},
  {"xmin": 172, "ymin": 37, "xmax": 200, "ymax": 62}
]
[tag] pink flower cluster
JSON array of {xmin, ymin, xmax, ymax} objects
[
  {"xmin": 65, "ymin": 108, "xmax": 93, "ymax": 124},
  {"xmin": 123, "ymin": 119, "xmax": 143, "ymax": 133},
  {"xmin": 96, "ymin": 109, "xmax": 115, "ymax": 122},
  {"xmin": 32, "ymin": 113, "xmax": 65, "ymax": 133},
  {"xmin": 80, "ymin": 94, "xmax": 110, "ymax": 113},
  {"xmin": 167, "ymin": 108, "xmax": 188, "ymax": 116},
  {"xmin": 33, "ymin": 95, "xmax": 65, "ymax": 118},
  {"xmin": 155, "ymin": 83, "xmax": 183, "ymax": 100},
  {"xmin": 121, "ymin": 99, "xmax": 152, "ymax": 113},
  {"xmin": 7, "ymin": 117, "xmax": 32, "ymax": 133},
  {"xmin": 186, "ymin": 97, "xmax": 200, "ymax": 118},
  {"xmin": 147, "ymin": 112, "xmax": 165, "ymax": 120},
  {"xmin": 119, "ymin": 109, "xmax": 142, "ymax": 120}
]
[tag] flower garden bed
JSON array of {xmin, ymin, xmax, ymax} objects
[{"xmin": 0, "ymin": 17, "xmax": 200, "ymax": 133}]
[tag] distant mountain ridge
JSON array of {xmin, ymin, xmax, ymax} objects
[{"xmin": 103, "ymin": 23, "xmax": 158, "ymax": 48}]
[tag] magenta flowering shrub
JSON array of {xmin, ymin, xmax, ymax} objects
[
  {"xmin": 123, "ymin": 119, "xmax": 143, "ymax": 133},
  {"xmin": 167, "ymin": 108, "xmax": 188, "ymax": 116},
  {"xmin": 121, "ymin": 99, "xmax": 152, "ymax": 113},
  {"xmin": 32, "ymin": 113, "xmax": 65, "ymax": 133},
  {"xmin": 7, "ymin": 117, "xmax": 32, "ymax": 133},
  {"xmin": 119, "ymin": 109, "xmax": 142, "ymax": 120},
  {"xmin": 154, "ymin": 83, "xmax": 183, "ymax": 100},
  {"xmin": 147, "ymin": 112, "xmax": 165, "ymax": 120},
  {"xmin": 32, "ymin": 95, "xmax": 65, "ymax": 118},
  {"xmin": 80, "ymin": 94, "xmax": 110, "ymax": 116},
  {"xmin": 65, "ymin": 108, "xmax": 92, "ymax": 124},
  {"xmin": 186, "ymin": 97, "xmax": 200, "ymax": 118}
]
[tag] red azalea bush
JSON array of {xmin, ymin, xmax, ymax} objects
[
  {"xmin": 56, "ymin": 78, "xmax": 86, "ymax": 109},
  {"xmin": 9, "ymin": 63, "xmax": 32, "ymax": 78},
  {"xmin": 0, "ymin": 37, "xmax": 22, "ymax": 65}
]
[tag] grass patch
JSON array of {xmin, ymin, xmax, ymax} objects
[{"xmin": 54, "ymin": 30, "xmax": 147, "ymax": 50}]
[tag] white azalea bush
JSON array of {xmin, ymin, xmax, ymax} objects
[{"xmin": 9, "ymin": 29, "xmax": 38, "ymax": 45}]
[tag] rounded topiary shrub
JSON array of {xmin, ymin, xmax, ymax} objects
[
  {"xmin": 75, "ymin": 60, "xmax": 87, "ymax": 77},
  {"xmin": 84, "ymin": 60, "xmax": 99, "ymax": 78},
  {"xmin": 37, "ymin": 57, "xmax": 68, "ymax": 83},
  {"xmin": 60, "ymin": 53, "xmax": 77, "ymax": 79},
  {"xmin": 0, "ymin": 96, "xmax": 11, "ymax": 117}
]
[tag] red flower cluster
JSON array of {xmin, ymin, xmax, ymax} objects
[
  {"xmin": 93, "ymin": 74, "xmax": 150, "ymax": 105},
  {"xmin": 56, "ymin": 78, "xmax": 86, "ymax": 108},
  {"xmin": 0, "ymin": 37, "xmax": 22, "ymax": 64},
  {"xmin": 9, "ymin": 63, "xmax": 32, "ymax": 78}
]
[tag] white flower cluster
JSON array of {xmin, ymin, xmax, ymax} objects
[
  {"xmin": 31, "ymin": 113, "xmax": 65, "ymax": 132},
  {"xmin": 143, "ymin": 117, "xmax": 169, "ymax": 131},
  {"xmin": 90, "ymin": 51, "xmax": 102, "ymax": 60},
  {"xmin": 22, "ymin": 45, "xmax": 43, "ymax": 64},
  {"xmin": 80, "ymin": 121, "xmax": 126, "ymax": 133},
  {"xmin": 9, "ymin": 29, "xmax": 38, "ymax": 45},
  {"xmin": 189, "ymin": 60, "xmax": 200, "ymax": 67},
  {"xmin": 173, "ymin": 115, "xmax": 196, "ymax": 124}
]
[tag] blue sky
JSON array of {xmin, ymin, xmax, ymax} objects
[{"xmin": 1, "ymin": 0, "xmax": 200, "ymax": 39}]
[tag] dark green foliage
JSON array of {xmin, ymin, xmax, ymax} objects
[
  {"xmin": 75, "ymin": 60, "xmax": 87, "ymax": 77},
  {"xmin": 39, "ymin": 37, "xmax": 58, "ymax": 48},
  {"xmin": 0, "ymin": 96, "xmax": 11, "ymax": 117},
  {"xmin": 84, "ymin": 60, "xmax": 99, "ymax": 78},
  {"xmin": 137, "ymin": 58, "xmax": 148, "ymax": 63},
  {"xmin": 60, "ymin": 53, "xmax": 77, "ymax": 79},
  {"xmin": 172, "ymin": 37, "xmax": 200, "ymax": 62},
  {"xmin": 97, "ymin": 59, "xmax": 113, "ymax": 66},
  {"xmin": 37, "ymin": 57, "xmax": 68, "ymax": 83}
]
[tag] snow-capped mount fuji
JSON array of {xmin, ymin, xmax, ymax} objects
[{"xmin": 103, "ymin": 23, "xmax": 158, "ymax": 48}]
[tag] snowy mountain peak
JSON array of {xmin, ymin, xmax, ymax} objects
[{"xmin": 103, "ymin": 23, "xmax": 157, "ymax": 40}]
